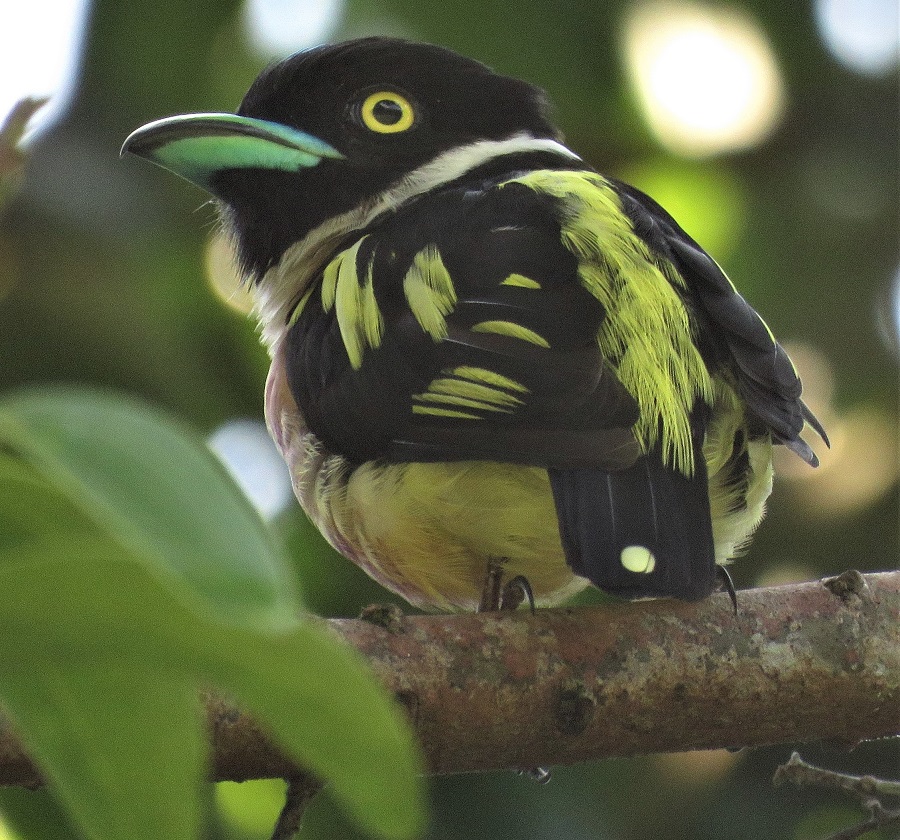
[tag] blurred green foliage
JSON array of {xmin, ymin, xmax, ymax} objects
[
  {"xmin": 0, "ymin": 0, "xmax": 897, "ymax": 838},
  {"xmin": 0, "ymin": 388, "xmax": 424, "ymax": 840}
]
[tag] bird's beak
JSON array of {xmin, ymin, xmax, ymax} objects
[{"xmin": 121, "ymin": 112, "xmax": 344, "ymax": 193}]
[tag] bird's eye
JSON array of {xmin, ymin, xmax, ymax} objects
[{"xmin": 359, "ymin": 91, "xmax": 415, "ymax": 134}]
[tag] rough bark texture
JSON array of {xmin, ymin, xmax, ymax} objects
[{"xmin": 1, "ymin": 571, "xmax": 898, "ymax": 788}]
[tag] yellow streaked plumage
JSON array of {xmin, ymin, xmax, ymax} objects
[
  {"xmin": 506, "ymin": 170, "xmax": 714, "ymax": 475},
  {"xmin": 411, "ymin": 405, "xmax": 482, "ymax": 420},
  {"xmin": 403, "ymin": 245, "xmax": 457, "ymax": 341},
  {"xmin": 413, "ymin": 374, "xmax": 524, "ymax": 413},
  {"xmin": 448, "ymin": 366, "xmax": 530, "ymax": 393},
  {"xmin": 321, "ymin": 236, "xmax": 384, "ymax": 369},
  {"xmin": 704, "ymin": 380, "xmax": 774, "ymax": 560},
  {"xmin": 470, "ymin": 320, "xmax": 550, "ymax": 348},
  {"xmin": 501, "ymin": 273, "xmax": 541, "ymax": 289}
]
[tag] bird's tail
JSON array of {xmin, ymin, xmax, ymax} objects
[{"xmin": 548, "ymin": 445, "xmax": 717, "ymax": 600}]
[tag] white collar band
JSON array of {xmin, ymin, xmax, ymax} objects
[{"xmin": 252, "ymin": 132, "xmax": 581, "ymax": 351}]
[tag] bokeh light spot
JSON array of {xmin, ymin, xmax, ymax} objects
[
  {"xmin": 891, "ymin": 262, "xmax": 900, "ymax": 351},
  {"xmin": 656, "ymin": 749, "xmax": 740, "ymax": 787},
  {"xmin": 788, "ymin": 406, "xmax": 898, "ymax": 517},
  {"xmin": 814, "ymin": 0, "xmax": 899, "ymax": 76},
  {"xmin": 623, "ymin": 2, "xmax": 785, "ymax": 157},
  {"xmin": 0, "ymin": 812, "xmax": 19, "ymax": 840},
  {"xmin": 775, "ymin": 342, "xmax": 898, "ymax": 517},
  {"xmin": 243, "ymin": 0, "xmax": 345, "ymax": 57},
  {"xmin": 205, "ymin": 231, "xmax": 255, "ymax": 315},
  {"xmin": 0, "ymin": 0, "xmax": 90, "ymax": 139},
  {"xmin": 208, "ymin": 419, "xmax": 294, "ymax": 521}
]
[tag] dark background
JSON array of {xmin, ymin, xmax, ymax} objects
[{"xmin": 1, "ymin": 0, "xmax": 896, "ymax": 837}]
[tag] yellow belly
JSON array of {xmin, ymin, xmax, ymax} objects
[{"xmin": 327, "ymin": 460, "xmax": 588, "ymax": 611}]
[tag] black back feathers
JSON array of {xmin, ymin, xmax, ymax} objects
[{"xmin": 284, "ymin": 164, "xmax": 642, "ymax": 471}]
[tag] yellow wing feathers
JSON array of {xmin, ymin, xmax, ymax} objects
[
  {"xmin": 469, "ymin": 320, "xmax": 551, "ymax": 348},
  {"xmin": 403, "ymin": 245, "xmax": 457, "ymax": 341},
  {"xmin": 412, "ymin": 369, "xmax": 526, "ymax": 418},
  {"xmin": 320, "ymin": 236, "xmax": 383, "ymax": 369},
  {"xmin": 311, "ymin": 169, "xmax": 716, "ymax": 476},
  {"xmin": 504, "ymin": 171, "xmax": 714, "ymax": 475}
]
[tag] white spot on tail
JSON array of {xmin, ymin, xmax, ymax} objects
[{"xmin": 621, "ymin": 545, "xmax": 657, "ymax": 574}]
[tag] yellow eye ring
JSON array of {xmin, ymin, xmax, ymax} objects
[{"xmin": 360, "ymin": 91, "xmax": 415, "ymax": 134}]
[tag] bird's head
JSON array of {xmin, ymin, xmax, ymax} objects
[{"xmin": 122, "ymin": 38, "xmax": 562, "ymax": 279}]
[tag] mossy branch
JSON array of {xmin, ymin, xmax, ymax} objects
[{"xmin": 0, "ymin": 570, "xmax": 897, "ymax": 789}]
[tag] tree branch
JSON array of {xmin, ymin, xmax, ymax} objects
[
  {"xmin": 1, "ymin": 570, "xmax": 897, "ymax": 789},
  {"xmin": 774, "ymin": 751, "xmax": 900, "ymax": 840},
  {"xmin": 774, "ymin": 751, "xmax": 900, "ymax": 801}
]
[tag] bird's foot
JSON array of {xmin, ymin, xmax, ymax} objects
[
  {"xmin": 479, "ymin": 562, "xmax": 547, "ymax": 782},
  {"xmin": 716, "ymin": 566, "xmax": 738, "ymax": 615},
  {"xmin": 500, "ymin": 574, "xmax": 536, "ymax": 614},
  {"xmin": 478, "ymin": 560, "xmax": 536, "ymax": 613},
  {"xmin": 478, "ymin": 557, "xmax": 506, "ymax": 612}
]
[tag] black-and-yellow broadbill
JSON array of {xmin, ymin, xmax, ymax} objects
[{"xmin": 123, "ymin": 38, "xmax": 826, "ymax": 612}]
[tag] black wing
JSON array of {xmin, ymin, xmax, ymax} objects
[
  {"xmin": 612, "ymin": 179, "xmax": 829, "ymax": 464},
  {"xmin": 284, "ymin": 175, "xmax": 641, "ymax": 470}
]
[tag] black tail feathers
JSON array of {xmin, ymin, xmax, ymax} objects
[{"xmin": 548, "ymin": 451, "xmax": 716, "ymax": 601}]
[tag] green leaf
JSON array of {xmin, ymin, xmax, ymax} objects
[
  {"xmin": 0, "ymin": 387, "xmax": 425, "ymax": 839},
  {"xmin": 0, "ymin": 530, "xmax": 207, "ymax": 840},
  {"xmin": 0, "ymin": 452, "xmax": 97, "ymax": 551},
  {"xmin": 0, "ymin": 537, "xmax": 424, "ymax": 840},
  {"xmin": 208, "ymin": 624, "xmax": 426, "ymax": 840},
  {"xmin": 0, "ymin": 386, "xmax": 299, "ymax": 631},
  {"xmin": 215, "ymin": 779, "xmax": 287, "ymax": 837},
  {"xmin": 0, "ymin": 666, "xmax": 204, "ymax": 840}
]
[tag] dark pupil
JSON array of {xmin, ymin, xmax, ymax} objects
[{"xmin": 372, "ymin": 99, "xmax": 404, "ymax": 124}]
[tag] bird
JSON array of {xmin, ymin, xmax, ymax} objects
[{"xmin": 122, "ymin": 37, "xmax": 827, "ymax": 613}]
